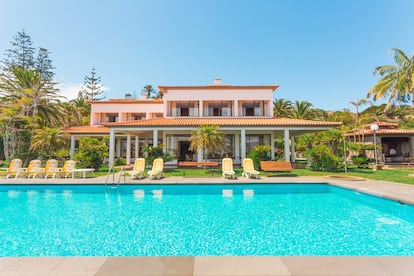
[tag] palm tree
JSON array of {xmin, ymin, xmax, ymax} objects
[
  {"xmin": 290, "ymin": 100, "xmax": 316, "ymax": 119},
  {"xmin": 0, "ymin": 67, "xmax": 62, "ymax": 159},
  {"xmin": 350, "ymin": 99, "xmax": 369, "ymax": 142},
  {"xmin": 368, "ymin": 48, "xmax": 414, "ymax": 110},
  {"xmin": 273, "ymin": 98, "xmax": 292, "ymax": 117},
  {"xmin": 141, "ymin": 85, "xmax": 157, "ymax": 99},
  {"xmin": 189, "ymin": 125, "xmax": 225, "ymax": 161},
  {"xmin": 31, "ymin": 127, "xmax": 68, "ymax": 158}
]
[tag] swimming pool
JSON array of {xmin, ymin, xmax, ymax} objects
[{"xmin": 1, "ymin": 184, "xmax": 414, "ymax": 256}]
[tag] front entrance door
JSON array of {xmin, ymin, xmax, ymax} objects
[{"xmin": 179, "ymin": 141, "xmax": 193, "ymax": 161}]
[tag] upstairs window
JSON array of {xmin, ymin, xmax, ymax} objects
[
  {"xmin": 240, "ymin": 101, "xmax": 266, "ymax": 116},
  {"xmin": 168, "ymin": 101, "xmax": 199, "ymax": 117},
  {"xmin": 105, "ymin": 113, "xmax": 118, "ymax": 122},
  {"xmin": 204, "ymin": 101, "xmax": 233, "ymax": 117}
]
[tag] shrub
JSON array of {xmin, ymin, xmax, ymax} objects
[
  {"xmin": 308, "ymin": 146, "xmax": 343, "ymax": 172},
  {"xmin": 247, "ymin": 145, "xmax": 271, "ymax": 169},
  {"xmin": 142, "ymin": 145, "xmax": 174, "ymax": 167},
  {"xmin": 74, "ymin": 137, "xmax": 108, "ymax": 170},
  {"xmin": 351, "ymin": 154, "xmax": 369, "ymax": 168},
  {"xmin": 115, "ymin": 157, "xmax": 126, "ymax": 166}
]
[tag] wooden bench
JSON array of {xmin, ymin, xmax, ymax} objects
[
  {"xmin": 260, "ymin": 161, "xmax": 293, "ymax": 175},
  {"xmin": 178, "ymin": 161, "xmax": 219, "ymax": 177}
]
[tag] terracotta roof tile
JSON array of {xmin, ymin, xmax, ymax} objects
[
  {"xmin": 158, "ymin": 84, "xmax": 279, "ymax": 93},
  {"xmin": 86, "ymin": 99, "xmax": 163, "ymax": 104},
  {"xmin": 346, "ymin": 128, "xmax": 414, "ymax": 136},
  {"xmin": 64, "ymin": 125, "xmax": 110, "ymax": 134},
  {"xmin": 103, "ymin": 117, "xmax": 341, "ymax": 127}
]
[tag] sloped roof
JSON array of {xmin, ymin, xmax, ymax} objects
[
  {"xmin": 347, "ymin": 128, "xmax": 414, "ymax": 136},
  {"xmin": 64, "ymin": 125, "xmax": 110, "ymax": 134},
  {"xmin": 86, "ymin": 99, "xmax": 163, "ymax": 104},
  {"xmin": 158, "ymin": 84, "xmax": 279, "ymax": 93},
  {"xmin": 103, "ymin": 117, "xmax": 341, "ymax": 128}
]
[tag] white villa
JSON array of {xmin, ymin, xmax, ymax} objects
[{"xmin": 65, "ymin": 79, "xmax": 341, "ymax": 167}]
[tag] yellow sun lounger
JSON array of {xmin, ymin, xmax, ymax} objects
[
  {"xmin": 19, "ymin": 159, "xmax": 43, "ymax": 178},
  {"xmin": 41, "ymin": 159, "xmax": 60, "ymax": 179},
  {"xmin": 242, "ymin": 158, "xmax": 260, "ymax": 179},
  {"xmin": 222, "ymin": 158, "xmax": 235, "ymax": 179},
  {"xmin": 57, "ymin": 160, "xmax": 76, "ymax": 178},
  {"xmin": 148, "ymin": 158, "xmax": 163, "ymax": 179},
  {"xmin": 0, "ymin": 159, "xmax": 23, "ymax": 179},
  {"xmin": 130, "ymin": 158, "xmax": 145, "ymax": 180}
]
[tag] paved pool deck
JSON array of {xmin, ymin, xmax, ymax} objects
[{"xmin": 1, "ymin": 174, "xmax": 414, "ymax": 275}]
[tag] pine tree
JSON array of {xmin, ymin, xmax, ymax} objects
[
  {"xmin": 35, "ymin": 47, "xmax": 55, "ymax": 81},
  {"xmin": 78, "ymin": 67, "xmax": 104, "ymax": 101},
  {"xmin": 3, "ymin": 29, "xmax": 35, "ymax": 71}
]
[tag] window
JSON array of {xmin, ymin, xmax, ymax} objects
[
  {"xmin": 240, "ymin": 101, "xmax": 266, "ymax": 116},
  {"xmin": 128, "ymin": 113, "xmax": 146, "ymax": 120},
  {"xmin": 204, "ymin": 101, "xmax": 233, "ymax": 116},
  {"xmin": 168, "ymin": 101, "xmax": 199, "ymax": 117},
  {"xmin": 245, "ymin": 134, "xmax": 271, "ymax": 153},
  {"xmin": 105, "ymin": 113, "xmax": 118, "ymax": 122}
]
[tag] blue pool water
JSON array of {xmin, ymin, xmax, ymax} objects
[{"xmin": 1, "ymin": 184, "xmax": 414, "ymax": 256}]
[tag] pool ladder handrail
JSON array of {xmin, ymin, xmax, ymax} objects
[{"xmin": 105, "ymin": 166, "xmax": 127, "ymax": 191}]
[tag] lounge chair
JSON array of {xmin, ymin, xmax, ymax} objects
[
  {"xmin": 0, "ymin": 159, "xmax": 23, "ymax": 178},
  {"xmin": 222, "ymin": 158, "xmax": 235, "ymax": 179},
  {"xmin": 148, "ymin": 158, "xmax": 163, "ymax": 179},
  {"xmin": 242, "ymin": 158, "xmax": 260, "ymax": 179},
  {"xmin": 19, "ymin": 159, "xmax": 43, "ymax": 178},
  {"xmin": 41, "ymin": 159, "xmax": 60, "ymax": 179},
  {"xmin": 57, "ymin": 160, "xmax": 76, "ymax": 178},
  {"xmin": 130, "ymin": 158, "xmax": 145, "ymax": 179}
]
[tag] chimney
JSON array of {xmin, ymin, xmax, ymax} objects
[{"xmin": 213, "ymin": 78, "xmax": 222, "ymax": 85}]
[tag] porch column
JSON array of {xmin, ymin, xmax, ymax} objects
[
  {"xmin": 153, "ymin": 129, "xmax": 158, "ymax": 146},
  {"xmin": 70, "ymin": 135, "xmax": 76, "ymax": 159},
  {"xmin": 135, "ymin": 136, "xmax": 139, "ymax": 158},
  {"xmin": 109, "ymin": 129, "xmax": 115, "ymax": 167},
  {"xmin": 198, "ymin": 144, "xmax": 203, "ymax": 162},
  {"xmin": 235, "ymin": 132, "xmax": 240, "ymax": 160},
  {"xmin": 240, "ymin": 128, "xmax": 246, "ymax": 160},
  {"xmin": 126, "ymin": 133, "xmax": 131, "ymax": 164},
  {"xmin": 284, "ymin": 129, "xmax": 291, "ymax": 162},
  {"xmin": 199, "ymin": 100, "xmax": 203, "ymax": 117},
  {"xmin": 116, "ymin": 138, "xmax": 121, "ymax": 158},
  {"xmin": 291, "ymin": 136, "xmax": 296, "ymax": 162},
  {"xmin": 270, "ymin": 132, "xmax": 275, "ymax": 159},
  {"xmin": 234, "ymin": 100, "xmax": 238, "ymax": 117}
]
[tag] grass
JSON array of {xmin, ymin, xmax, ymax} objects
[
  {"xmin": 125, "ymin": 166, "xmax": 414, "ymax": 184},
  {"xmin": 282, "ymin": 168, "xmax": 414, "ymax": 185}
]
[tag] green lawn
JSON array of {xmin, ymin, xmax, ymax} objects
[
  {"xmin": 293, "ymin": 168, "xmax": 414, "ymax": 185},
  {"xmin": 99, "ymin": 165, "xmax": 414, "ymax": 185}
]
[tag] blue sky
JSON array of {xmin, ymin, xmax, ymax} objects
[{"xmin": 1, "ymin": 0, "xmax": 414, "ymax": 111}]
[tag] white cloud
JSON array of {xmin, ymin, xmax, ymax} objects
[{"xmin": 57, "ymin": 83, "xmax": 111, "ymax": 101}]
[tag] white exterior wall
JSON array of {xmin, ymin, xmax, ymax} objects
[
  {"xmin": 90, "ymin": 102, "xmax": 164, "ymax": 125},
  {"xmin": 163, "ymin": 88, "xmax": 274, "ymax": 117}
]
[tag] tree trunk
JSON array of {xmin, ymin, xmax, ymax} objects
[{"xmin": 3, "ymin": 126, "xmax": 10, "ymax": 160}]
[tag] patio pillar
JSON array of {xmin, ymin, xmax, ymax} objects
[
  {"xmin": 126, "ymin": 133, "xmax": 131, "ymax": 165},
  {"xmin": 270, "ymin": 131, "xmax": 275, "ymax": 159},
  {"xmin": 153, "ymin": 129, "xmax": 158, "ymax": 146},
  {"xmin": 198, "ymin": 144, "xmax": 203, "ymax": 162},
  {"xmin": 234, "ymin": 100, "xmax": 238, "ymax": 117},
  {"xmin": 70, "ymin": 135, "xmax": 76, "ymax": 160},
  {"xmin": 135, "ymin": 136, "xmax": 139, "ymax": 158},
  {"xmin": 116, "ymin": 138, "xmax": 121, "ymax": 158},
  {"xmin": 199, "ymin": 100, "xmax": 203, "ymax": 116},
  {"xmin": 241, "ymin": 128, "xmax": 246, "ymax": 160},
  {"xmin": 235, "ymin": 132, "xmax": 240, "ymax": 160},
  {"xmin": 291, "ymin": 136, "xmax": 296, "ymax": 162},
  {"xmin": 109, "ymin": 129, "xmax": 115, "ymax": 167},
  {"xmin": 284, "ymin": 129, "xmax": 291, "ymax": 162}
]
